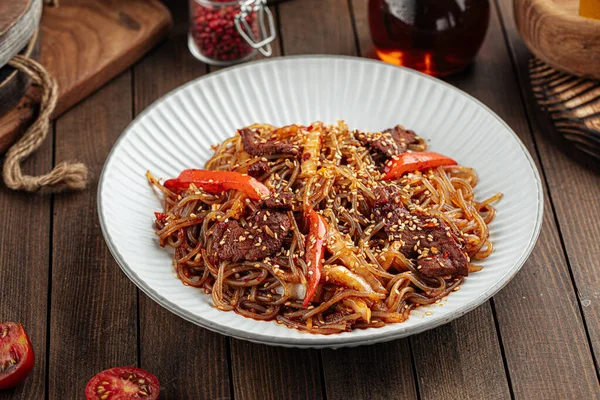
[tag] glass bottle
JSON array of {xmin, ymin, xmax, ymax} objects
[
  {"xmin": 368, "ymin": 0, "xmax": 490, "ymax": 76},
  {"xmin": 189, "ymin": 0, "xmax": 275, "ymax": 66}
]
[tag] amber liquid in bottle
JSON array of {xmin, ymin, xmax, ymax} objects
[{"xmin": 369, "ymin": 0, "xmax": 490, "ymax": 76}]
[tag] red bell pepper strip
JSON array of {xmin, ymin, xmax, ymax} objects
[
  {"xmin": 383, "ymin": 151, "xmax": 457, "ymax": 180},
  {"xmin": 303, "ymin": 206, "xmax": 328, "ymax": 307},
  {"xmin": 163, "ymin": 169, "xmax": 270, "ymax": 200}
]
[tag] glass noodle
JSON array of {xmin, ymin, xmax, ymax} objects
[{"xmin": 147, "ymin": 121, "xmax": 501, "ymax": 334}]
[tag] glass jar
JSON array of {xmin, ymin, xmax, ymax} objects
[
  {"xmin": 189, "ymin": 0, "xmax": 275, "ymax": 66},
  {"xmin": 368, "ymin": 0, "xmax": 490, "ymax": 76}
]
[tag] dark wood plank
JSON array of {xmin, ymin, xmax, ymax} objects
[
  {"xmin": 322, "ymin": 340, "xmax": 418, "ymax": 400},
  {"xmin": 279, "ymin": 0, "xmax": 357, "ymax": 56},
  {"xmin": 497, "ymin": 0, "xmax": 600, "ymax": 373},
  {"xmin": 0, "ymin": 125, "xmax": 52, "ymax": 399},
  {"xmin": 411, "ymin": 305, "xmax": 510, "ymax": 399},
  {"xmin": 494, "ymin": 214, "xmax": 600, "ymax": 399},
  {"xmin": 231, "ymin": 341, "xmax": 323, "ymax": 400},
  {"xmin": 137, "ymin": 301, "xmax": 230, "ymax": 400},
  {"xmin": 349, "ymin": 0, "xmax": 373, "ymax": 58},
  {"xmin": 47, "ymin": 72, "xmax": 138, "ymax": 399},
  {"xmin": 133, "ymin": 1, "xmax": 231, "ymax": 399},
  {"xmin": 350, "ymin": 1, "xmax": 511, "ymax": 398}
]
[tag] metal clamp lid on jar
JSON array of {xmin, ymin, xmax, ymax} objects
[
  {"xmin": 192, "ymin": 0, "xmax": 276, "ymax": 58},
  {"xmin": 235, "ymin": 0, "xmax": 276, "ymax": 57}
]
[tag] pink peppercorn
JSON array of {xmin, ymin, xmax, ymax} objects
[{"xmin": 189, "ymin": 0, "xmax": 261, "ymax": 65}]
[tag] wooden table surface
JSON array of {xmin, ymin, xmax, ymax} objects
[{"xmin": 1, "ymin": 0, "xmax": 599, "ymax": 399}]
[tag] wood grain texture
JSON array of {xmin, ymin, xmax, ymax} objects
[
  {"xmin": 529, "ymin": 58, "xmax": 600, "ymax": 159},
  {"xmin": 0, "ymin": 0, "xmax": 30, "ymax": 33},
  {"xmin": 349, "ymin": 0, "xmax": 375, "ymax": 58},
  {"xmin": 231, "ymin": 341, "xmax": 324, "ymax": 400},
  {"xmin": 514, "ymin": 0, "xmax": 600, "ymax": 79},
  {"xmin": 48, "ymin": 72, "xmax": 138, "ymax": 399},
  {"xmin": 0, "ymin": 104, "xmax": 52, "ymax": 400},
  {"xmin": 412, "ymin": 305, "xmax": 510, "ymax": 400},
  {"xmin": 138, "ymin": 301, "xmax": 230, "ymax": 400},
  {"xmin": 279, "ymin": 0, "xmax": 356, "ymax": 56},
  {"xmin": 133, "ymin": 1, "xmax": 231, "ymax": 398},
  {"xmin": 0, "ymin": 0, "xmax": 172, "ymax": 155},
  {"xmin": 457, "ymin": 1, "xmax": 600, "ymax": 397},
  {"xmin": 0, "ymin": 0, "xmax": 41, "ymax": 69},
  {"xmin": 498, "ymin": 0, "xmax": 600, "ymax": 387},
  {"xmin": 322, "ymin": 340, "xmax": 418, "ymax": 400},
  {"xmin": 350, "ymin": 1, "xmax": 511, "ymax": 398},
  {"xmin": 41, "ymin": 0, "xmax": 172, "ymax": 117},
  {"xmin": 493, "ymin": 196, "xmax": 600, "ymax": 399}
]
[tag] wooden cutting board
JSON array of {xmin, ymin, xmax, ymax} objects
[{"xmin": 0, "ymin": 0, "xmax": 173, "ymax": 154}]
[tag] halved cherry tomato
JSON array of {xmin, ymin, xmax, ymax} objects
[
  {"xmin": 85, "ymin": 367, "xmax": 159, "ymax": 400},
  {"xmin": 164, "ymin": 169, "xmax": 270, "ymax": 200},
  {"xmin": 0, "ymin": 322, "xmax": 35, "ymax": 390},
  {"xmin": 383, "ymin": 151, "xmax": 457, "ymax": 180}
]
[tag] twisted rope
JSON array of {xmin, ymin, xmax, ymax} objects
[{"xmin": 2, "ymin": 55, "xmax": 88, "ymax": 192}]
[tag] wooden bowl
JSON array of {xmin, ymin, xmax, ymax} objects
[
  {"xmin": 0, "ymin": 0, "xmax": 42, "ymax": 69},
  {"xmin": 514, "ymin": 0, "xmax": 600, "ymax": 79}
]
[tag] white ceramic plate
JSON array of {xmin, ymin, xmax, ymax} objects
[{"xmin": 98, "ymin": 56, "xmax": 543, "ymax": 348}]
